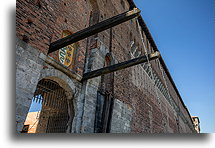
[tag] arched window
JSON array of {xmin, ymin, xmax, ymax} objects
[{"xmin": 120, "ymin": 0, "xmax": 125, "ymax": 9}]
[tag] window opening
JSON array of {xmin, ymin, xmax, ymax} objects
[
  {"xmin": 120, "ymin": 0, "xmax": 125, "ymax": 9},
  {"xmin": 94, "ymin": 54, "xmax": 114, "ymax": 133},
  {"xmin": 21, "ymin": 125, "xmax": 30, "ymax": 133}
]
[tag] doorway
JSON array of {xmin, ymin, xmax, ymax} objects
[{"xmin": 22, "ymin": 79, "xmax": 71, "ymax": 133}]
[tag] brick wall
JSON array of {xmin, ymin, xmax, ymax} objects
[
  {"xmin": 16, "ymin": 0, "xmax": 91, "ymax": 76},
  {"xmin": 89, "ymin": 0, "xmax": 194, "ymax": 133},
  {"xmin": 16, "ymin": 0, "xmax": 195, "ymax": 133}
]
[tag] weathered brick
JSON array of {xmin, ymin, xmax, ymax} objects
[{"xmin": 16, "ymin": 0, "xmax": 195, "ymax": 133}]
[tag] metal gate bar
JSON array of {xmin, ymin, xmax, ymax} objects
[{"xmin": 32, "ymin": 79, "xmax": 69, "ymax": 133}]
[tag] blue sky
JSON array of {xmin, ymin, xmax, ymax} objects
[
  {"xmin": 29, "ymin": 100, "xmax": 42, "ymax": 112},
  {"xmin": 29, "ymin": 95, "xmax": 42, "ymax": 112},
  {"xmin": 133, "ymin": 0, "xmax": 214, "ymax": 133}
]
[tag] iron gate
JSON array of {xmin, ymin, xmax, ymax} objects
[{"xmin": 33, "ymin": 79, "xmax": 69, "ymax": 133}]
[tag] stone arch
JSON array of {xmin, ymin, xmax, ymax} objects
[
  {"xmin": 37, "ymin": 68, "xmax": 78, "ymax": 133},
  {"xmin": 39, "ymin": 68, "xmax": 76, "ymax": 99}
]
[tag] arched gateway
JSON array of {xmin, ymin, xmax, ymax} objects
[{"xmin": 22, "ymin": 75, "xmax": 75, "ymax": 133}]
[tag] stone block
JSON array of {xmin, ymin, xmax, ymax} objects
[
  {"xmin": 110, "ymin": 99, "xmax": 132, "ymax": 133},
  {"xmin": 16, "ymin": 103, "xmax": 30, "ymax": 117},
  {"xmin": 16, "ymin": 71, "xmax": 30, "ymax": 90}
]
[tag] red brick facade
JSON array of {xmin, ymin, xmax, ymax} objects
[
  {"xmin": 16, "ymin": 0, "xmax": 195, "ymax": 133},
  {"xmin": 16, "ymin": 0, "xmax": 91, "ymax": 76}
]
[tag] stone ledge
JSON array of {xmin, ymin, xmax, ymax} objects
[{"xmin": 39, "ymin": 52, "xmax": 82, "ymax": 82}]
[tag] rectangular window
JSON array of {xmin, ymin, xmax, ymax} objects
[{"xmin": 21, "ymin": 125, "xmax": 30, "ymax": 133}]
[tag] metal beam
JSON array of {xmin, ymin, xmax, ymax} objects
[
  {"xmin": 48, "ymin": 8, "xmax": 140, "ymax": 54},
  {"xmin": 82, "ymin": 51, "xmax": 160, "ymax": 81}
]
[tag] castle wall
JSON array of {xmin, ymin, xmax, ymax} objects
[{"xmin": 16, "ymin": 0, "xmax": 195, "ymax": 133}]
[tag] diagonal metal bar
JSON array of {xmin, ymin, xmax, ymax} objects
[
  {"xmin": 82, "ymin": 51, "xmax": 160, "ymax": 81},
  {"xmin": 48, "ymin": 8, "xmax": 140, "ymax": 54}
]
